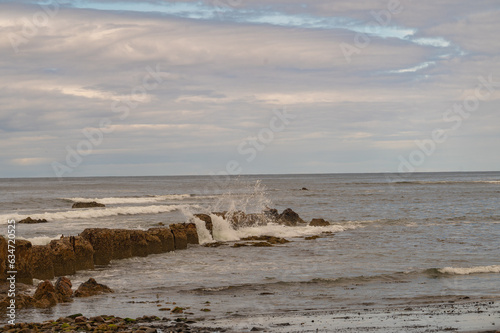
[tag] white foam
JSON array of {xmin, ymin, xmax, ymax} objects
[
  {"xmin": 18, "ymin": 235, "xmax": 62, "ymax": 246},
  {"xmin": 64, "ymin": 194, "xmax": 192, "ymax": 205},
  {"xmin": 1, "ymin": 204, "xmax": 193, "ymax": 222},
  {"xmin": 210, "ymin": 214, "xmax": 240, "ymax": 241},
  {"xmin": 192, "ymin": 217, "xmax": 214, "ymax": 245},
  {"xmin": 438, "ymin": 265, "xmax": 500, "ymax": 275}
]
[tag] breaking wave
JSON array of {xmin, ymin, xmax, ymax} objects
[
  {"xmin": 2, "ymin": 204, "xmax": 195, "ymax": 223},
  {"xmin": 435, "ymin": 265, "xmax": 500, "ymax": 275},
  {"xmin": 64, "ymin": 194, "xmax": 192, "ymax": 205}
]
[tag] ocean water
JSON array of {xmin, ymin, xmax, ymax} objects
[{"xmin": 1, "ymin": 172, "xmax": 499, "ymax": 324}]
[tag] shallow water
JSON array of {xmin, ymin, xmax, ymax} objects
[{"xmin": 1, "ymin": 172, "xmax": 499, "ymax": 325}]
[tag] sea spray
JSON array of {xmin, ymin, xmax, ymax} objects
[{"xmin": 191, "ymin": 217, "xmax": 214, "ymax": 244}]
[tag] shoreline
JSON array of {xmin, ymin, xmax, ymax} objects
[{"xmin": 2, "ymin": 297, "xmax": 499, "ymax": 332}]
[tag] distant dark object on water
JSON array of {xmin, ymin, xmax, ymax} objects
[
  {"xmin": 19, "ymin": 217, "xmax": 48, "ymax": 224},
  {"xmin": 301, "ymin": 187, "xmax": 309, "ymax": 190},
  {"xmin": 72, "ymin": 201, "xmax": 105, "ymax": 209}
]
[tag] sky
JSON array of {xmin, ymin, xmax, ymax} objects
[{"xmin": 0, "ymin": 0, "xmax": 499, "ymax": 178}]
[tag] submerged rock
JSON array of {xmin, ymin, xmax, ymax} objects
[
  {"xmin": 72, "ymin": 201, "xmax": 105, "ymax": 209},
  {"xmin": 74, "ymin": 278, "xmax": 113, "ymax": 297},
  {"xmin": 241, "ymin": 236, "xmax": 290, "ymax": 244},
  {"xmin": 309, "ymin": 218, "xmax": 330, "ymax": 227},
  {"xmin": 18, "ymin": 217, "xmax": 48, "ymax": 224}
]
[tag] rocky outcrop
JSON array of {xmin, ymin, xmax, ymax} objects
[
  {"xmin": 70, "ymin": 236, "xmax": 94, "ymax": 271},
  {"xmin": 72, "ymin": 201, "xmax": 105, "ymax": 209},
  {"xmin": 30, "ymin": 245, "xmax": 55, "ymax": 280},
  {"xmin": 49, "ymin": 237, "xmax": 76, "ymax": 277},
  {"xmin": 74, "ymin": 278, "xmax": 113, "ymax": 297},
  {"xmin": 185, "ymin": 223, "xmax": 199, "ymax": 245},
  {"xmin": 80, "ymin": 228, "xmax": 114, "ymax": 265},
  {"xmin": 15, "ymin": 240, "xmax": 33, "ymax": 285},
  {"xmin": 54, "ymin": 277, "xmax": 73, "ymax": 302},
  {"xmin": 278, "ymin": 208, "xmax": 305, "ymax": 226},
  {"xmin": 18, "ymin": 217, "xmax": 48, "ymax": 224},
  {"xmin": 169, "ymin": 224, "xmax": 188, "ymax": 250},
  {"xmin": 148, "ymin": 228, "xmax": 175, "ymax": 253},
  {"xmin": 0, "ymin": 236, "xmax": 7, "ymax": 281},
  {"xmin": 33, "ymin": 280, "xmax": 58, "ymax": 308},
  {"xmin": 309, "ymin": 218, "xmax": 330, "ymax": 227},
  {"xmin": 241, "ymin": 236, "xmax": 290, "ymax": 244},
  {"xmin": 194, "ymin": 214, "xmax": 213, "ymax": 236}
]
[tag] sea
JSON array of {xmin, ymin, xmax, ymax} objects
[{"xmin": 1, "ymin": 171, "xmax": 499, "ymax": 328}]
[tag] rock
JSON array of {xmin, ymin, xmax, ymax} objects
[
  {"xmin": 72, "ymin": 201, "xmax": 105, "ymax": 208},
  {"xmin": 278, "ymin": 208, "xmax": 305, "ymax": 226},
  {"xmin": 251, "ymin": 242, "xmax": 273, "ymax": 247},
  {"xmin": 169, "ymin": 224, "xmax": 188, "ymax": 250},
  {"xmin": 33, "ymin": 280, "xmax": 58, "ymax": 308},
  {"xmin": 15, "ymin": 240, "xmax": 34, "ymax": 285},
  {"xmin": 30, "ymin": 245, "xmax": 55, "ymax": 280},
  {"xmin": 305, "ymin": 235, "xmax": 320, "ymax": 240},
  {"xmin": 80, "ymin": 228, "xmax": 113, "ymax": 265},
  {"xmin": 145, "ymin": 233, "xmax": 163, "ymax": 255},
  {"xmin": 0, "ymin": 236, "xmax": 7, "ymax": 281},
  {"xmin": 54, "ymin": 277, "xmax": 73, "ymax": 302},
  {"xmin": 194, "ymin": 214, "xmax": 213, "ymax": 236},
  {"xmin": 147, "ymin": 228, "xmax": 175, "ymax": 253},
  {"xmin": 18, "ymin": 217, "xmax": 48, "ymax": 224},
  {"xmin": 49, "ymin": 237, "xmax": 76, "ymax": 276},
  {"xmin": 241, "ymin": 236, "xmax": 290, "ymax": 244},
  {"xmin": 0, "ymin": 293, "xmax": 36, "ymax": 309},
  {"xmin": 301, "ymin": 187, "xmax": 309, "ymax": 191},
  {"xmin": 128, "ymin": 230, "xmax": 150, "ymax": 257},
  {"xmin": 263, "ymin": 208, "xmax": 279, "ymax": 221},
  {"xmin": 110, "ymin": 229, "xmax": 133, "ymax": 259},
  {"xmin": 309, "ymin": 218, "xmax": 330, "ymax": 227},
  {"xmin": 70, "ymin": 236, "xmax": 94, "ymax": 271},
  {"xmin": 74, "ymin": 278, "xmax": 113, "ymax": 297},
  {"xmin": 185, "ymin": 223, "xmax": 199, "ymax": 244}
]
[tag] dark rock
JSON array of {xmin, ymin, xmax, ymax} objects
[
  {"xmin": 0, "ymin": 236, "xmax": 7, "ymax": 281},
  {"xmin": 203, "ymin": 241, "xmax": 225, "ymax": 248},
  {"xmin": 70, "ymin": 236, "xmax": 94, "ymax": 271},
  {"xmin": 49, "ymin": 237, "xmax": 76, "ymax": 276},
  {"xmin": 194, "ymin": 214, "xmax": 213, "ymax": 236},
  {"xmin": 169, "ymin": 224, "xmax": 188, "ymax": 250},
  {"xmin": 305, "ymin": 235, "xmax": 320, "ymax": 240},
  {"xmin": 128, "ymin": 230, "xmax": 150, "ymax": 257},
  {"xmin": 147, "ymin": 228, "xmax": 175, "ymax": 253},
  {"xmin": 110, "ymin": 229, "xmax": 133, "ymax": 259},
  {"xmin": 30, "ymin": 245, "xmax": 55, "ymax": 280},
  {"xmin": 15, "ymin": 240, "xmax": 33, "ymax": 285},
  {"xmin": 33, "ymin": 280, "xmax": 58, "ymax": 308},
  {"xmin": 241, "ymin": 236, "xmax": 290, "ymax": 244},
  {"xmin": 185, "ymin": 223, "xmax": 199, "ymax": 244},
  {"xmin": 72, "ymin": 201, "xmax": 105, "ymax": 208},
  {"xmin": 251, "ymin": 242, "xmax": 273, "ymax": 247},
  {"xmin": 18, "ymin": 217, "xmax": 48, "ymax": 224},
  {"xmin": 74, "ymin": 278, "xmax": 113, "ymax": 297},
  {"xmin": 263, "ymin": 208, "xmax": 279, "ymax": 220},
  {"xmin": 55, "ymin": 277, "xmax": 73, "ymax": 302},
  {"xmin": 80, "ymin": 228, "xmax": 113, "ymax": 265},
  {"xmin": 278, "ymin": 208, "xmax": 305, "ymax": 226},
  {"xmin": 309, "ymin": 218, "xmax": 330, "ymax": 227},
  {"xmin": 301, "ymin": 187, "xmax": 309, "ymax": 191}
]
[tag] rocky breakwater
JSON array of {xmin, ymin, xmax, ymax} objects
[{"xmin": 0, "ymin": 223, "xmax": 199, "ymax": 285}]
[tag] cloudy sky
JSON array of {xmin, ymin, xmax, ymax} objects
[{"xmin": 1, "ymin": 0, "xmax": 499, "ymax": 178}]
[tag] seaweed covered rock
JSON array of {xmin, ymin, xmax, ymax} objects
[
  {"xmin": 309, "ymin": 218, "xmax": 330, "ymax": 227},
  {"xmin": 72, "ymin": 201, "xmax": 105, "ymax": 208},
  {"xmin": 18, "ymin": 217, "xmax": 48, "ymax": 224},
  {"xmin": 74, "ymin": 278, "xmax": 113, "ymax": 297}
]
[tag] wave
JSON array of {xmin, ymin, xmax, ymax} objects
[
  {"xmin": 18, "ymin": 235, "xmax": 62, "ymax": 246},
  {"xmin": 1, "ymin": 204, "xmax": 194, "ymax": 223},
  {"xmin": 434, "ymin": 265, "xmax": 500, "ymax": 275},
  {"xmin": 192, "ymin": 214, "xmax": 360, "ymax": 245},
  {"xmin": 63, "ymin": 194, "xmax": 192, "ymax": 205},
  {"xmin": 393, "ymin": 180, "xmax": 500, "ymax": 185}
]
